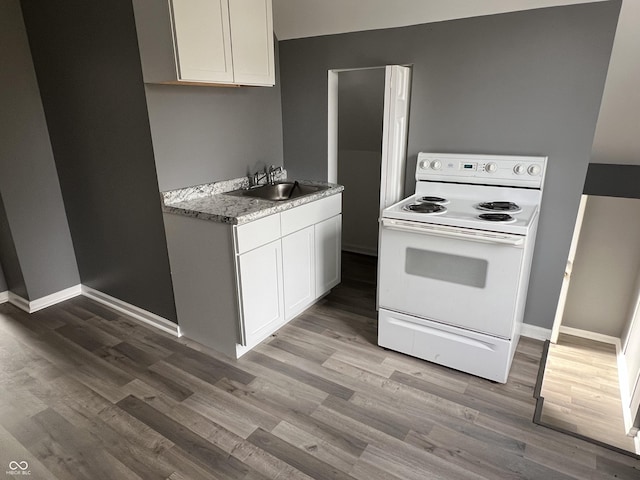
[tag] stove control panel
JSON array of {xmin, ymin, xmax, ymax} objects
[{"xmin": 416, "ymin": 152, "xmax": 547, "ymax": 189}]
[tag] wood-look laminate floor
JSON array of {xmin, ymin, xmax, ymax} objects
[
  {"xmin": 538, "ymin": 333, "xmax": 637, "ymax": 454},
  {"xmin": 1, "ymin": 252, "xmax": 639, "ymax": 479}
]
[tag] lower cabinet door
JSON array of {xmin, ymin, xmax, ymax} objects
[
  {"xmin": 315, "ymin": 214, "xmax": 342, "ymax": 296},
  {"xmin": 237, "ymin": 239, "xmax": 285, "ymax": 346},
  {"xmin": 282, "ymin": 226, "xmax": 315, "ymax": 320}
]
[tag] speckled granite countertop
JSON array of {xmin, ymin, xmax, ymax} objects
[{"xmin": 161, "ymin": 175, "xmax": 343, "ymax": 225}]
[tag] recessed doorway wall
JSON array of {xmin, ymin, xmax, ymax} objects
[
  {"xmin": 335, "ymin": 68, "xmax": 386, "ymax": 256},
  {"xmin": 542, "ymin": 194, "xmax": 640, "ymax": 456}
]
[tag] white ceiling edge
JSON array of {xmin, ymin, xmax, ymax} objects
[
  {"xmin": 272, "ymin": 0, "xmax": 608, "ymax": 40},
  {"xmin": 591, "ymin": 0, "xmax": 640, "ymax": 165}
]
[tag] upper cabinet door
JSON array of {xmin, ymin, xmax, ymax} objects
[
  {"xmin": 170, "ymin": 0, "xmax": 234, "ymax": 83},
  {"xmin": 228, "ymin": 0, "xmax": 275, "ymax": 86},
  {"xmin": 133, "ymin": 0, "xmax": 275, "ymax": 86}
]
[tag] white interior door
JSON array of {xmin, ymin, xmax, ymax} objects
[
  {"xmin": 379, "ymin": 65, "xmax": 411, "ymax": 213},
  {"xmin": 550, "ymin": 195, "xmax": 588, "ymax": 343}
]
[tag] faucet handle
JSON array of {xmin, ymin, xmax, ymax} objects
[{"xmin": 268, "ymin": 165, "xmax": 283, "ymax": 183}]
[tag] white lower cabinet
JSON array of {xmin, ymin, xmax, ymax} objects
[
  {"xmin": 164, "ymin": 192, "xmax": 342, "ymax": 359},
  {"xmin": 282, "ymin": 226, "xmax": 316, "ymax": 320},
  {"xmin": 237, "ymin": 239, "xmax": 285, "ymax": 346},
  {"xmin": 236, "ymin": 199, "xmax": 341, "ymax": 352},
  {"xmin": 316, "ymin": 214, "xmax": 342, "ymax": 295}
]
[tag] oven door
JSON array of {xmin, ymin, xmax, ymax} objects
[{"xmin": 378, "ymin": 218, "xmax": 526, "ymax": 338}]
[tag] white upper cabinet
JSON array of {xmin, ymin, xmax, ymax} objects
[
  {"xmin": 170, "ymin": 0, "xmax": 234, "ymax": 83},
  {"xmin": 228, "ymin": 0, "xmax": 275, "ymax": 85},
  {"xmin": 133, "ymin": 0, "xmax": 275, "ymax": 86}
]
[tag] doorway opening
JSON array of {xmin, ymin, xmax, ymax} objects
[
  {"xmin": 537, "ymin": 194, "xmax": 640, "ymax": 456},
  {"xmin": 327, "ymin": 65, "xmax": 411, "ymax": 258}
]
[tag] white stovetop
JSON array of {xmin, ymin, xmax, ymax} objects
[{"xmin": 382, "ymin": 182, "xmax": 542, "ymax": 235}]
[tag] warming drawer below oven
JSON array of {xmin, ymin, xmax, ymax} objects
[{"xmin": 378, "ymin": 308, "xmax": 517, "ymax": 383}]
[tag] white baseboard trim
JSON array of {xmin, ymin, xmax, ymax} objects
[
  {"xmin": 0, "ymin": 291, "xmax": 8, "ymax": 304},
  {"xmin": 559, "ymin": 325, "xmax": 620, "ymax": 346},
  {"xmin": 81, "ymin": 286, "xmax": 180, "ymax": 337},
  {"xmin": 521, "ymin": 323, "xmax": 551, "ymax": 341},
  {"xmin": 6, "ymin": 285, "xmax": 82, "ymax": 313},
  {"xmin": 30, "ymin": 285, "xmax": 82, "ymax": 312},
  {"xmin": 8, "ymin": 292, "xmax": 31, "ymax": 312}
]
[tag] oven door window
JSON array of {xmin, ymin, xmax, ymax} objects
[{"xmin": 405, "ymin": 248, "xmax": 488, "ymax": 288}]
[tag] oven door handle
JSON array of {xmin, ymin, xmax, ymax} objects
[{"xmin": 381, "ymin": 218, "xmax": 524, "ymax": 246}]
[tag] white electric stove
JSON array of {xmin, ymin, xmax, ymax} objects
[{"xmin": 378, "ymin": 152, "xmax": 547, "ymax": 383}]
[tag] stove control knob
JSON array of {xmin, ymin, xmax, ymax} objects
[
  {"xmin": 513, "ymin": 164, "xmax": 526, "ymax": 175},
  {"xmin": 419, "ymin": 160, "xmax": 430, "ymax": 170},
  {"xmin": 430, "ymin": 160, "xmax": 442, "ymax": 170},
  {"xmin": 527, "ymin": 164, "xmax": 542, "ymax": 176},
  {"xmin": 485, "ymin": 162, "xmax": 498, "ymax": 173}
]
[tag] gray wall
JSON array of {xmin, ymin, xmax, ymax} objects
[
  {"xmin": 147, "ymin": 43, "xmax": 284, "ymax": 192},
  {"xmin": 279, "ymin": 2, "xmax": 620, "ymax": 330},
  {"xmin": 0, "ymin": 194, "xmax": 26, "ymax": 298},
  {"xmin": 338, "ymin": 69, "xmax": 386, "ymax": 152},
  {"xmin": 563, "ymin": 196, "xmax": 640, "ymax": 337},
  {"xmin": 0, "ymin": 263, "xmax": 6, "ymax": 293},
  {"xmin": 21, "ymin": 0, "xmax": 177, "ymax": 322},
  {"xmin": 0, "ymin": 0, "xmax": 80, "ymax": 301},
  {"xmin": 337, "ymin": 68, "xmax": 385, "ymax": 255}
]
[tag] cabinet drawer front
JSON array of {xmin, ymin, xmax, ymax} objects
[
  {"xmin": 234, "ymin": 214, "xmax": 281, "ymax": 254},
  {"xmin": 281, "ymin": 194, "xmax": 342, "ymax": 237}
]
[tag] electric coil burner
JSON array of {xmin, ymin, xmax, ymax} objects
[
  {"xmin": 478, "ymin": 213, "xmax": 515, "ymax": 223},
  {"xmin": 378, "ymin": 152, "xmax": 548, "ymax": 383},
  {"xmin": 477, "ymin": 201, "xmax": 522, "ymax": 213},
  {"xmin": 403, "ymin": 202, "xmax": 447, "ymax": 214},
  {"xmin": 417, "ymin": 196, "xmax": 449, "ymax": 204}
]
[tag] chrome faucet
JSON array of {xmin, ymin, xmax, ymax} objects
[
  {"xmin": 251, "ymin": 169, "xmax": 268, "ymax": 186},
  {"xmin": 249, "ymin": 165, "xmax": 283, "ymax": 187},
  {"xmin": 267, "ymin": 165, "xmax": 283, "ymax": 184}
]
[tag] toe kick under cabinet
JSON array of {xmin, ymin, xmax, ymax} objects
[{"xmin": 163, "ymin": 194, "xmax": 342, "ymax": 358}]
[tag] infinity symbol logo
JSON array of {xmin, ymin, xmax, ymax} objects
[{"xmin": 8, "ymin": 461, "xmax": 29, "ymax": 471}]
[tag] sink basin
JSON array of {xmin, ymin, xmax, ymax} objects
[{"xmin": 228, "ymin": 182, "xmax": 329, "ymax": 201}]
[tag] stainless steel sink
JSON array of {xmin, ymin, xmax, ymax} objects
[{"xmin": 228, "ymin": 182, "xmax": 328, "ymax": 201}]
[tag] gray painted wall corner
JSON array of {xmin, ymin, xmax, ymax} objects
[
  {"xmin": 0, "ymin": 0, "xmax": 80, "ymax": 301},
  {"xmin": 0, "ymin": 262, "xmax": 6, "ymax": 292},
  {"xmin": 0, "ymin": 193, "xmax": 27, "ymax": 298},
  {"xmin": 21, "ymin": 0, "xmax": 177, "ymax": 322}
]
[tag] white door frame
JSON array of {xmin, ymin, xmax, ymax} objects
[
  {"xmin": 550, "ymin": 195, "xmax": 589, "ymax": 343},
  {"xmin": 327, "ymin": 65, "xmax": 411, "ymax": 214},
  {"xmin": 379, "ymin": 65, "xmax": 412, "ymax": 213}
]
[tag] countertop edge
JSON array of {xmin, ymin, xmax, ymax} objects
[{"xmin": 162, "ymin": 181, "xmax": 343, "ymax": 225}]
